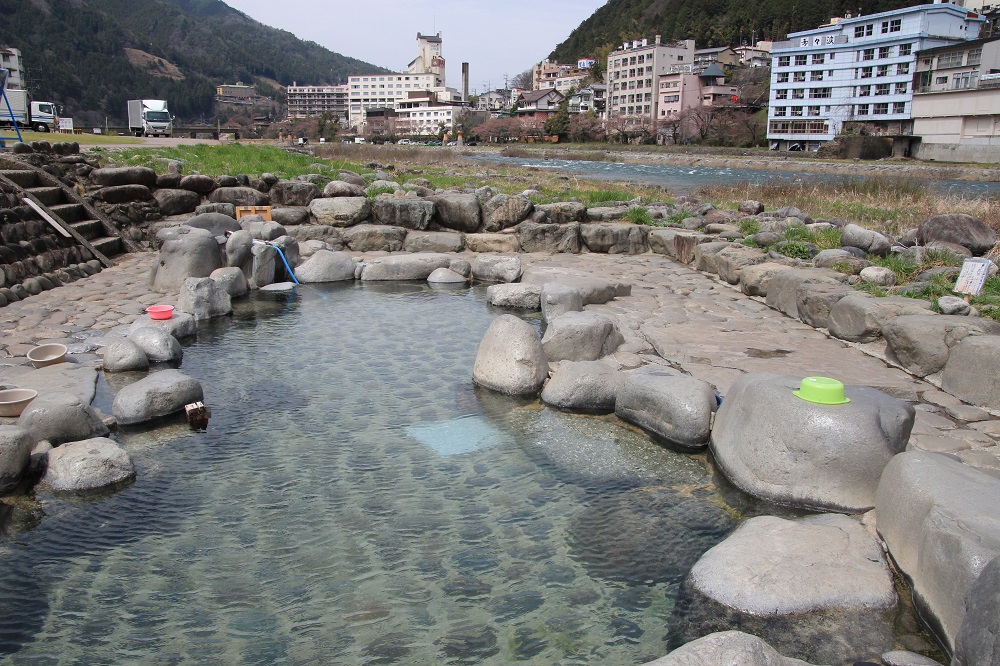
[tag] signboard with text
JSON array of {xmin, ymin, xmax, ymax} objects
[{"xmin": 954, "ymin": 258, "xmax": 992, "ymax": 296}]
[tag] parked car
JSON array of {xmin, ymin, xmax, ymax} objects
[
  {"xmin": 446, "ymin": 141, "xmax": 457, "ymax": 146},
  {"xmin": 466, "ymin": 141, "xmax": 478, "ymax": 146}
]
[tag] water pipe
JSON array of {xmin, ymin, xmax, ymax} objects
[{"xmin": 251, "ymin": 238, "xmax": 300, "ymax": 285}]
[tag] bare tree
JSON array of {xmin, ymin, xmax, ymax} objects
[
  {"xmin": 606, "ymin": 113, "xmax": 654, "ymax": 144},
  {"xmin": 568, "ymin": 112, "xmax": 606, "ymax": 142},
  {"xmin": 510, "ymin": 68, "xmax": 533, "ymax": 91}
]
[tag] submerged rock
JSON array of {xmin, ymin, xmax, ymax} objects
[{"xmin": 42, "ymin": 437, "xmax": 135, "ymax": 492}]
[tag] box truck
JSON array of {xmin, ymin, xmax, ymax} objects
[
  {"xmin": 127, "ymin": 99, "xmax": 172, "ymax": 137},
  {"xmin": 0, "ymin": 89, "xmax": 60, "ymax": 132}
]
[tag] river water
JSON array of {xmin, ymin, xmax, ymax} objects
[{"xmin": 466, "ymin": 154, "xmax": 1000, "ymax": 198}]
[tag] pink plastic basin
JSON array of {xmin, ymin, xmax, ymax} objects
[{"xmin": 147, "ymin": 305, "xmax": 174, "ymax": 320}]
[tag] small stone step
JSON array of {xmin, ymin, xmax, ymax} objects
[
  {"xmin": 26, "ymin": 186, "xmax": 64, "ymax": 207},
  {"xmin": 50, "ymin": 202, "xmax": 87, "ymax": 224},
  {"xmin": 0, "ymin": 169, "xmax": 39, "ymax": 188},
  {"xmin": 71, "ymin": 219, "xmax": 104, "ymax": 239},
  {"xmin": 90, "ymin": 236, "xmax": 122, "ymax": 256}
]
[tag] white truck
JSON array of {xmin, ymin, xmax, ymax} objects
[
  {"xmin": 0, "ymin": 89, "xmax": 60, "ymax": 132},
  {"xmin": 127, "ymin": 99, "xmax": 172, "ymax": 137}
]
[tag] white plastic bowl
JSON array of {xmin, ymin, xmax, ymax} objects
[
  {"xmin": 27, "ymin": 343, "xmax": 67, "ymax": 368},
  {"xmin": 0, "ymin": 388, "xmax": 38, "ymax": 417}
]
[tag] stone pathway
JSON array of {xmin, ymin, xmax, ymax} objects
[{"xmin": 0, "ymin": 249, "xmax": 996, "ymax": 470}]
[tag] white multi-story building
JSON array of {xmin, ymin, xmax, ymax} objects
[
  {"xmin": 347, "ymin": 32, "xmax": 460, "ymax": 130},
  {"xmin": 0, "ymin": 47, "xmax": 24, "ymax": 90},
  {"xmin": 607, "ymin": 37, "xmax": 697, "ymax": 122},
  {"xmin": 767, "ymin": 3, "xmax": 985, "ymax": 151},
  {"xmin": 286, "ymin": 84, "xmax": 349, "ymax": 120}
]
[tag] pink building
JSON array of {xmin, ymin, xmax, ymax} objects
[{"xmin": 657, "ymin": 63, "xmax": 738, "ymax": 139}]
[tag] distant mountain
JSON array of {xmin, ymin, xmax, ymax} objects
[
  {"xmin": 0, "ymin": 0, "xmax": 389, "ymax": 123},
  {"xmin": 549, "ymin": 0, "xmax": 926, "ymax": 63}
]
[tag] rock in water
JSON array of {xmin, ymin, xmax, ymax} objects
[
  {"xmin": 42, "ymin": 437, "xmax": 135, "ymax": 491},
  {"xmin": 112, "ymin": 369, "xmax": 204, "ymax": 425},
  {"xmin": 472, "ymin": 315, "xmax": 548, "ymax": 396}
]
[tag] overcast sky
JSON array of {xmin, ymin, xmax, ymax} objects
[{"xmin": 222, "ymin": 0, "xmax": 609, "ymax": 93}]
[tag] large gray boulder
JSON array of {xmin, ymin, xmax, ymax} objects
[
  {"xmin": 338, "ymin": 171, "xmax": 367, "ymax": 188},
  {"xmin": 919, "ymin": 213, "xmax": 997, "ymax": 256},
  {"xmin": 153, "ymin": 188, "xmax": 201, "ymax": 216},
  {"xmin": 486, "ymin": 283, "xmax": 542, "ymax": 310},
  {"xmin": 883, "ymin": 315, "xmax": 1000, "ymax": 377},
  {"xmin": 128, "ymin": 327, "xmax": 183, "ymax": 363},
  {"xmin": 941, "ymin": 335, "xmax": 1000, "ymax": 410},
  {"xmin": 692, "ymin": 241, "xmax": 732, "ymax": 275},
  {"xmin": 341, "ymin": 224, "xmax": 407, "ymax": 252},
  {"xmin": 426, "ymin": 267, "xmax": 466, "ymax": 284},
  {"xmin": 209, "ymin": 266, "xmax": 249, "ymax": 298},
  {"xmin": 372, "ymin": 197, "xmax": 435, "ymax": 230},
  {"xmin": 536, "ymin": 201, "xmax": 586, "ymax": 223},
  {"xmin": 541, "ymin": 361, "xmax": 623, "ymax": 413},
  {"xmin": 464, "ymin": 233, "xmax": 521, "ymax": 254},
  {"xmin": 739, "ymin": 262, "xmax": 794, "ymax": 297},
  {"xmin": 841, "ymin": 223, "xmax": 891, "ymax": 255},
  {"xmin": 643, "ymin": 631, "xmax": 815, "ymax": 666},
  {"xmin": 483, "ymin": 194, "xmax": 533, "ymax": 232},
  {"xmin": 540, "ymin": 283, "xmax": 583, "ymax": 322},
  {"xmin": 179, "ymin": 174, "xmax": 217, "ymax": 194},
  {"xmin": 472, "ymin": 255, "xmax": 522, "ymax": 283},
  {"xmin": 672, "ymin": 515, "xmax": 895, "ymax": 665},
  {"xmin": 615, "ymin": 366, "xmax": 716, "ymax": 450},
  {"xmin": 953, "ymin": 555, "xmax": 1000, "ymax": 666},
  {"xmin": 207, "ymin": 186, "xmax": 269, "ymax": 207},
  {"xmin": 323, "ymin": 180, "xmax": 366, "ymax": 198},
  {"xmin": 472, "ymin": 315, "xmax": 548, "ymax": 396},
  {"xmin": 309, "ymin": 197, "xmax": 371, "ymax": 226},
  {"xmin": 360, "ymin": 253, "xmax": 452, "ymax": 281},
  {"xmin": 128, "ymin": 312, "xmax": 196, "ymax": 339},
  {"xmin": 89, "ymin": 166, "xmax": 157, "ymax": 187},
  {"xmin": 541, "ymin": 311, "xmax": 623, "ymax": 362},
  {"xmin": 183, "ymin": 211, "xmax": 242, "ymax": 239},
  {"xmin": 517, "ymin": 222, "xmax": 581, "ymax": 254},
  {"xmin": 427, "ymin": 192, "xmax": 482, "ymax": 232},
  {"xmin": 648, "ymin": 229, "xmax": 715, "ymax": 264},
  {"xmin": 580, "ymin": 223, "xmax": 649, "ymax": 254},
  {"xmin": 711, "ymin": 372, "xmax": 914, "ymax": 513},
  {"xmin": 240, "ymin": 217, "xmax": 286, "ymax": 241},
  {"xmin": 177, "ymin": 276, "xmax": 232, "ymax": 321},
  {"xmin": 102, "ymin": 338, "xmax": 149, "ymax": 372},
  {"xmin": 269, "ymin": 180, "xmax": 321, "ymax": 206},
  {"xmin": 403, "ymin": 231, "xmax": 464, "ymax": 253},
  {"xmin": 18, "ymin": 392, "xmax": 110, "ymax": 445},
  {"xmin": 795, "ymin": 282, "xmax": 854, "ymax": 329},
  {"xmin": 270, "ymin": 208, "xmax": 309, "ymax": 227},
  {"xmin": 111, "ymin": 369, "xmax": 204, "ymax": 425},
  {"xmin": 0, "ymin": 426, "xmax": 33, "ymax": 494},
  {"xmin": 295, "ymin": 250, "xmax": 356, "ymax": 283},
  {"xmin": 876, "ymin": 451, "xmax": 1000, "ymax": 652},
  {"xmin": 249, "ymin": 243, "xmax": 276, "ymax": 288},
  {"xmin": 712, "ymin": 245, "xmax": 769, "ymax": 285},
  {"xmin": 827, "ymin": 294, "xmax": 933, "ymax": 343},
  {"xmin": 42, "ymin": 437, "xmax": 135, "ymax": 491},
  {"xmin": 150, "ymin": 226, "xmax": 223, "ymax": 293},
  {"xmin": 764, "ymin": 269, "xmax": 846, "ymax": 320}
]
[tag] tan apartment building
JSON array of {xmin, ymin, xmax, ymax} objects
[
  {"xmin": 0, "ymin": 47, "xmax": 24, "ymax": 90},
  {"xmin": 657, "ymin": 64, "xmax": 738, "ymax": 141},
  {"xmin": 911, "ymin": 37, "xmax": 1000, "ymax": 161},
  {"xmin": 287, "ymin": 84, "xmax": 350, "ymax": 121},
  {"xmin": 694, "ymin": 47, "xmax": 740, "ymax": 71},
  {"xmin": 532, "ymin": 60, "xmax": 591, "ymax": 93},
  {"xmin": 607, "ymin": 37, "xmax": 697, "ymax": 122}
]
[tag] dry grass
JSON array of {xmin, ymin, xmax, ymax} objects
[{"xmin": 700, "ymin": 175, "xmax": 999, "ymax": 237}]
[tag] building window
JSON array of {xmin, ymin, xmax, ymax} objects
[
  {"xmin": 968, "ymin": 48, "xmax": 983, "ymax": 66},
  {"xmin": 808, "ymin": 106, "xmax": 820, "ymax": 116},
  {"xmin": 896, "ymin": 62, "xmax": 910, "ymax": 75},
  {"xmin": 778, "ymin": 56, "xmax": 790, "ymax": 67},
  {"xmin": 777, "ymin": 72, "xmax": 789, "ymax": 83},
  {"xmin": 899, "ymin": 43, "xmax": 912, "ymax": 56},
  {"xmin": 795, "ymin": 54, "xmax": 807, "ymax": 66},
  {"xmin": 882, "ymin": 18, "xmax": 901, "ymax": 33},
  {"xmin": 873, "ymin": 102, "xmax": 888, "ymax": 114},
  {"xmin": 857, "ymin": 104, "xmax": 869, "ymax": 115},
  {"xmin": 876, "ymin": 65, "xmax": 889, "ymax": 77},
  {"xmin": 774, "ymin": 106, "xmax": 787, "ymax": 117},
  {"xmin": 875, "ymin": 84, "xmax": 890, "ymax": 95},
  {"xmin": 878, "ymin": 46, "xmax": 892, "ymax": 58},
  {"xmin": 861, "ymin": 49, "xmax": 875, "ymax": 61},
  {"xmin": 893, "ymin": 102, "xmax": 905, "ymax": 114},
  {"xmin": 894, "ymin": 82, "xmax": 908, "ymax": 94},
  {"xmin": 935, "ymin": 76, "xmax": 949, "ymax": 85},
  {"xmin": 938, "ymin": 52, "xmax": 964, "ymax": 68},
  {"xmin": 854, "ymin": 24, "xmax": 873, "ymax": 38},
  {"xmin": 810, "ymin": 70, "xmax": 823, "ymax": 81},
  {"xmin": 790, "ymin": 107, "xmax": 803, "ymax": 116},
  {"xmin": 775, "ymin": 89, "xmax": 788, "ymax": 99},
  {"xmin": 792, "ymin": 89, "xmax": 805, "ymax": 99},
  {"xmin": 811, "ymin": 54, "xmax": 825, "ymax": 64},
  {"xmin": 858, "ymin": 84, "xmax": 871, "ymax": 96},
  {"xmin": 793, "ymin": 71, "xmax": 806, "ymax": 82},
  {"xmin": 638, "ymin": 55, "xmax": 645, "ymax": 63},
  {"xmin": 810, "ymin": 87, "xmax": 832, "ymax": 98},
  {"xmin": 861, "ymin": 67, "xmax": 873, "ymax": 78}
]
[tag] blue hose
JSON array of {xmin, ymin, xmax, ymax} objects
[{"xmin": 272, "ymin": 244, "xmax": 300, "ymax": 285}]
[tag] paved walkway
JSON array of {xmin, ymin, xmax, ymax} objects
[{"xmin": 0, "ymin": 250, "xmax": 996, "ymax": 465}]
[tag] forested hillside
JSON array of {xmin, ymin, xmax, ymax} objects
[
  {"xmin": 0, "ymin": 0, "xmax": 388, "ymax": 124},
  {"xmin": 550, "ymin": 0, "xmax": 926, "ymax": 62}
]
